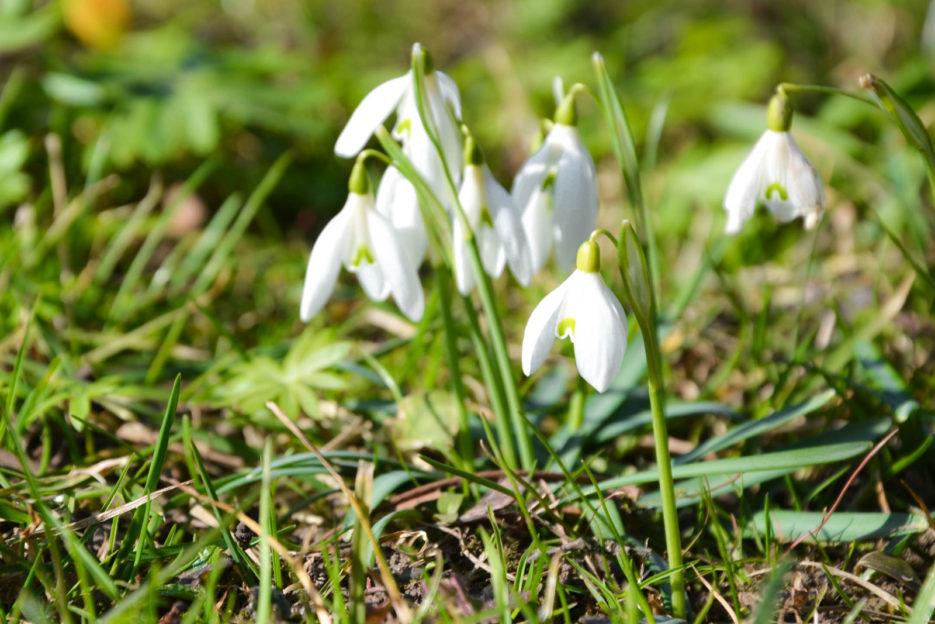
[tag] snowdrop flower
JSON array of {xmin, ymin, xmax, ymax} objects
[
  {"xmin": 521, "ymin": 239, "xmax": 627, "ymax": 393},
  {"xmin": 300, "ymin": 159, "xmax": 424, "ymax": 322},
  {"xmin": 453, "ymin": 137, "xmax": 532, "ymax": 295},
  {"xmin": 334, "ymin": 43, "xmax": 462, "ymax": 186},
  {"xmin": 376, "ymin": 162, "xmax": 426, "ymax": 271},
  {"xmin": 334, "ymin": 44, "xmax": 462, "ymax": 269},
  {"xmin": 723, "ymin": 92, "xmax": 824, "ymax": 234},
  {"xmin": 512, "ymin": 93, "xmax": 598, "ymax": 273}
]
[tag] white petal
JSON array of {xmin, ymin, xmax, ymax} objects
[
  {"xmin": 409, "ymin": 123, "xmax": 455, "ymax": 209},
  {"xmin": 485, "ymin": 168, "xmax": 532, "ymax": 286},
  {"xmin": 453, "ymin": 168, "xmax": 485, "ymax": 295},
  {"xmin": 436, "ymin": 71, "xmax": 463, "ymax": 120},
  {"xmin": 511, "ymin": 142, "xmax": 555, "ymax": 216},
  {"xmin": 367, "ymin": 208, "xmax": 424, "ymax": 321},
  {"xmin": 334, "ymin": 74, "xmax": 409, "ymax": 158},
  {"xmin": 521, "ymin": 278, "xmax": 570, "ymax": 376},
  {"xmin": 452, "ymin": 218, "xmax": 475, "ymax": 296},
  {"xmin": 478, "ymin": 224, "xmax": 506, "ymax": 278},
  {"xmin": 564, "ymin": 273, "xmax": 627, "ymax": 392},
  {"xmin": 553, "ymin": 146, "xmax": 598, "ymax": 271},
  {"xmin": 771, "ymin": 132, "xmax": 825, "ymax": 227},
  {"xmin": 522, "ymin": 185, "xmax": 554, "ymax": 273},
  {"xmin": 424, "ymin": 72, "xmax": 463, "ymax": 179},
  {"xmin": 376, "ymin": 165, "xmax": 426, "ymax": 268},
  {"xmin": 723, "ymin": 130, "xmax": 771, "ymax": 234},
  {"xmin": 300, "ymin": 208, "xmax": 351, "ymax": 321},
  {"xmin": 356, "ymin": 262, "xmax": 389, "ymax": 301}
]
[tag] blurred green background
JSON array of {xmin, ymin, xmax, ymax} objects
[
  {"xmin": 3, "ymin": 0, "xmax": 933, "ymax": 233},
  {"xmin": 2, "ymin": 0, "xmax": 934, "ymax": 370}
]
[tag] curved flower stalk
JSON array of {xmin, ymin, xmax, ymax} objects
[
  {"xmin": 521, "ymin": 238, "xmax": 627, "ymax": 392},
  {"xmin": 334, "ymin": 44, "xmax": 462, "ymax": 271},
  {"xmin": 300, "ymin": 159, "xmax": 424, "ymax": 323},
  {"xmin": 723, "ymin": 91, "xmax": 825, "ymax": 234},
  {"xmin": 512, "ymin": 92, "xmax": 598, "ymax": 272},
  {"xmin": 453, "ymin": 137, "xmax": 532, "ymax": 295}
]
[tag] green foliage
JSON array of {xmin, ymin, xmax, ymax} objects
[{"xmin": 0, "ymin": 0, "xmax": 934, "ymax": 621}]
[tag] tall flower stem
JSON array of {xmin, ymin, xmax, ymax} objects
[
  {"xmin": 617, "ymin": 222, "xmax": 685, "ymax": 619},
  {"xmin": 461, "ymin": 293, "xmax": 517, "ymax": 469},
  {"xmin": 373, "ymin": 128, "xmax": 522, "ymax": 470},
  {"xmin": 435, "ymin": 266, "xmax": 474, "ymax": 469},
  {"xmin": 408, "ymin": 45, "xmax": 534, "ymax": 469}
]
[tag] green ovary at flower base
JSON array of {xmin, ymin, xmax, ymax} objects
[
  {"xmin": 723, "ymin": 90, "xmax": 825, "ymax": 234},
  {"xmin": 521, "ymin": 238, "xmax": 628, "ymax": 393},
  {"xmin": 453, "ymin": 134, "xmax": 532, "ymax": 295},
  {"xmin": 512, "ymin": 90, "xmax": 599, "ymax": 273},
  {"xmin": 299, "ymin": 157, "xmax": 424, "ymax": 323}
]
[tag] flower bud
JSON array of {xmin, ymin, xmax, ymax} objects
[
  {"xmin": 617, "ymin": 221, "xmax": 655, "ymax": 324},
  {"xmin": 860, "ymin": 73, "xmax": 935, "ymax": 162}
]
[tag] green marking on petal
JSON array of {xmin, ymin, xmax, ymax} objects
[
  {"xmin": 541, "ymin": 169, "xmax": 557, "ymax": 193},
  {"xmin": 352, "ymin": 246, "xmax": 374, "ymax": 267},
  {"xmin": 557, "ymin": 317, "xmax": 576, "ymax": 338},
  {"xmin": 765, "ymin": 182, "xmax": 788, "ymax": 201},
  {"xmin": 395, "ymin": 117, "xmax": 412, "ymax": 138},
  {"xmin": 480, "ymin": 205, "xmax": 494, "ymax": 228}
]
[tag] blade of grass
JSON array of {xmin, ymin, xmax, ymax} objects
[
  {"xmin": 109, "ymin": 158, "xmax": 217, "ymax": 322},
  {"xmin": 123, "ymin": 374, "xmax": 182, "ymax": 578},
  {"xmin": 256, "ymin": 437, "xmax": 273, "ymax": 624}
]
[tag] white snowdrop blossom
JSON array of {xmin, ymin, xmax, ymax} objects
[
  {"xmin": 521, "ymin": 240, "xmax": 627, "ymax": 393},
  {"xmin": 512, "ymin": 120, "xmax": 598, "ymax": 273},
  {"xmin": 723, "ymin": 92, "xmax": 824, "ymax": 234},
  {"xmin": 300, "ymin": 162, "xmax": 424, "ymax": 323},
  {"xmin": 376, "ymin": 162, "xmax": 426, "ymax": 271},
  {"xmin": 453, "ymin": 140, "xmax": 532, "ymax": 295},
  {"xmin": 334, "ymin": 44, "xmax": 462, "ymax": 269}
]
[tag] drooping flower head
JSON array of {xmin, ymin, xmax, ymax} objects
[
  {"xmin": 723, "ymin": 91, "xmax": 825, "ymax": 234},
  {"xmin": 300, "ymin": 158, "xmax": 424, "ymax": 322},
  {"xmin": 453, "ymin": 135, "xmax": 532, "ymax": 295},
  {"xmin": 512, "ymin": 91, "xmax": 599, "ymax": 273},
  {"xmin": 521, "ymin": 238, "xmax": 627, "ymax": 392},
  {"xmin": 334, "ymin": 44, "xmax": 462, "ymax": 273}
]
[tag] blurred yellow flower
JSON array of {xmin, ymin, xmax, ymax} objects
[{"xmin": 64, "ymin": 0, "xmax": 131, "ymax": 50}]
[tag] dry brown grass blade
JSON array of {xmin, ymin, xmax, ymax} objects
[
  {"xmin": 692, "ymin": 564, "xmax": 739, "ymax": 624},
  {"xmin": 32, "ymin": 480, "xmax": 192, "ymax": 535},
  {"xmin": 798, "ymin": 561, "xmax": 903, "ymax": 609},
  {"xmin": 786, "ymin": 428, "xmax": 898, "ymax": 553},
  {"xmin": 170, "ymin": 480, "xmax": 332, "ymax": 624},
  {"xmin": 267, "ymin": 400, "xmax": 413, "ymax": 621}
]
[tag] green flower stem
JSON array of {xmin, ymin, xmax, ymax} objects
[
  {"xmin": 372, "ymin": 126, "xmax": 521, "ymax": 469},
  {"xmin": 567, "ymin": 375, "xmax": 586, "ymax": 431},
  {"xmin": 776, "ymin": 82, "xmax": 876, "ymax": 106},
  {"xmin": 780, "ymin": 80, "xmax": 935, "ymax": 200},
  {"xmin": 643, "ymin": 324, "xmax": 686, "ymax": 619},
  {"xmin": 461, "ymin": 293, "xmax": 517, "ymax": 469},
  {"xmin": 409, "ymin": 46, "xmax": 533, "ymax": 470},
  {"xmin": 433, "ymin": 264, "xmax": 474, "ymax": 470},
  {"xmin": 435, "ymin": 266, "xmax": 474, "ymax": 470},
  {"xmin": 618, "ymin": 222, "xmax": 685, "ymax": 619},
  {"xmin": 465, "ymin": 239, "xmax": 534, "ymax": 469}
]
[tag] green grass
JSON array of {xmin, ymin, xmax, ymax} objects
[{"xmin": 1, "ymin": 0, "xmax": 934, "ymax": 622}]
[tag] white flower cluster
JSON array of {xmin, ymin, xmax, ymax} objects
[
  {"xmin": 300, "ymin": 44, "xmax": 600, "ymax": 320},
  {"xmin": 300, "ymin": 47, "xmax": 828, "ymax": 393}
]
